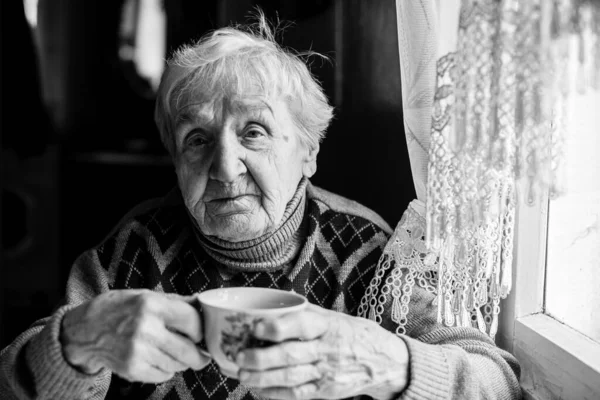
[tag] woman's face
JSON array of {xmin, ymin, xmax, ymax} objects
[{"xmin": 173, "ymin": 96, "xmax": 317, "ymax": 242}]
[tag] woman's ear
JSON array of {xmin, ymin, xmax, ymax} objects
[{"xmin": 302, "ymin": 144, "xmax": 320, "ymax": 178}]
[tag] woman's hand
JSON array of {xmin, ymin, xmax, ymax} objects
[
  {"xmin": 235, "ymin": 304, "xmax": 409, "ymax": 400},
  {"xmin": 60, "ymin": 289, "xmax": 211, "ymax": 383}
]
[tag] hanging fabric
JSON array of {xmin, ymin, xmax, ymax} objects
[{"xmin": 359, "ymin": 0, "xmax": 600, "ymax": 339}]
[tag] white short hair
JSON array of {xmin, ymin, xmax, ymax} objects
[{"xmin": 154, "ymin": 14, "xmax": 334, "ymax": 156}]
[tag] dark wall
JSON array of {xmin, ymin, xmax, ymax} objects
[
  {"xmin": 1, "ymin": 1, "xmax": 61, "ymax": 348},
  {"xmin": 313, "ymin": 0, "xmax": 414, "ymax": 226},
  {"xmin": 0, "ymin": 0, "xmax": 414, "ymax": 348}
]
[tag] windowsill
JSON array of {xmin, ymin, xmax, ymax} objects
[{"xmin": 513, "ymin": 313, "xmax": 600, "ymax": 399}]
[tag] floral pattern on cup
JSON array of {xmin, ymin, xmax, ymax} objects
[{"xmin": 220, "ymin": 313, "xmax": 274, "ymax": 362}]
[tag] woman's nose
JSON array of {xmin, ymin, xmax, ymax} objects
[{"xmin": 208, "ymin": 134, "xmax": 246, "ymax": 183}]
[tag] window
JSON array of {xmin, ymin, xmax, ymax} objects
[
  {"xmin": 497, "ymin": 39, "xmax": 600, "ymax": 400},
  {"xmin": 118, "ymin": 0, "xmax": 167, "ymax": 97},
  {"xmin": 545, "ymin": 84, "xmax": 600, "ymax": 345},
  {"xmin": 23, "ymin": 0, "xmax": 38, "ymax": 27}
]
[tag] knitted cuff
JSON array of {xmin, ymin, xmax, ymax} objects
[
  {"xmin": 25, "ymin": 305, "xmax": 106, "ymax": 399},
  {"xmin": 399, "ymin": 336, "xmax": 450, "ymax": 400}
]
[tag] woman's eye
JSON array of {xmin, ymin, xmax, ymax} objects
[
  {"xmin": 245, "ymin": 130, "xmax": 262, "ymax": 138},
  {"xmin": 186, "ymin": 133, "xmax": 208, "ymax": 148},
  {"xmin": 243, "ymin": 125, "xmax": 266, "ymax": 140}
]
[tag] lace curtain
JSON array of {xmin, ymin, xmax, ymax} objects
[{"xmin": 359, "ymin": 0, "xmax": 600, "ymax": 339}]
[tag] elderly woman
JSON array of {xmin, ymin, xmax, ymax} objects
[{"xmin": 0, "ymin": 18, "xmax": 521, "ymax": 400}]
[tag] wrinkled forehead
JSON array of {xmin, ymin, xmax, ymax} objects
[
  {"xmin": 175, "ymin": 95, "xmax": 276, "ymax": 126},
  {"xmin": 165, "ymin": 59, "xmax": 284, "ymax": 123}
]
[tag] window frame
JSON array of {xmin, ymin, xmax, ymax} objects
[{"xmin": 497, "ymin": 185, "xmax": 600, "ymax": 400}]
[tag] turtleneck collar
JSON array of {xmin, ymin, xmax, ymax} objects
[{"xmin": 191, "ymin": 177, "xmax": 308, "ymax": 272}]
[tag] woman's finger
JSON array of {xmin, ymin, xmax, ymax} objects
[
  {"xmin": 157, "ymin": 325, "xmax": 211, "ymax": 370},
  {"xmin": 117, "ymin": 342, "xmax": 178, "ymax": 383},
  {"xmin": 157, "ymin": 296, "xmax": 203, "ymax": 343},
  {"xmin": 239, "ymin": 363, "xmax": 322, "ymax": 388},
  {"xmin": 254, "ymin": 310, "xmax": 328, "ymax": 342},
  {"xmin": 255, "ymin": 383, "xmax": 319, "ymax": 400},
  {"xmin": 142, "ymin": 340, "xmax": 189, "ymax": 374},
  {"xmin": 125, "ymin": 363, "xmax": 175, "ymax": 384},
  {"xmin": 237, "ymin": 340, "xmax": 321, "ymax": 370}
]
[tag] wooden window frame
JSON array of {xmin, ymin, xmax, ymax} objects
[{"xmin": 496, "ymin": 186, "xmax": 600, "ymax": 400}]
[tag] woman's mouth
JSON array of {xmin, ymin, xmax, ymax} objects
[
  {"xmin": 209, "ymin": 194, "xmax": 251, "ymax": 205},
  {"xmin": 206, "ymin": 195, "xmax": 256, "ymax": 214}
]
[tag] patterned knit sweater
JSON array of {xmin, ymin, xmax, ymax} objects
[{"xmin": 0, "ymin": 181, "xmax": 522, "ymax": 400}]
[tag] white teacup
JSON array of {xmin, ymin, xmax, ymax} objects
[{"xmin": 197, "ymin": 287, "xmax": 308, "ymax": 378}]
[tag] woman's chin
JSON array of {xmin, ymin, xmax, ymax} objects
[{"xmin": 206, "ymin": 214, "xmax": 269, "ymax": 242}]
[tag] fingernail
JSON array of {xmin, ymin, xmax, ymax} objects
[
  {"xmin": 238, "ymin": 370, "xmax": 250, "ymax": 381},
  {"xmin": 197, "ymin": 348, "xmax": 212, "ymax": 359},
  {"xmin": 236, "ymin": 352, "xmax": 245, "ymax": 365},
  {"xmin": 254, "ymin": 322, "xmax": 265, "ymax": 337}
]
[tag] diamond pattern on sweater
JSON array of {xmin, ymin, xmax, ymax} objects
[
  {"xmin": 137, "ymin": 207, "xmax": 187, "ymax": 254},
  {"xmin": 97, "ymin": 233, "xmax": 117, "ymax": 271},
  {"xmin": 160, "ymin": 246, "xmax": 211, "ymax": 295},
  {"xmin": 343, "ymin": 246, "xmax": 381, "ymax": 315},
  {"xmin": 305, "ymin": 247, "xmax": 338, "ymax": 308},
  {"xmin": 319, "ymin": 211, "xmax": 378, "ymax": 266},
  {"xmin": 184, "ymin": 364, "xmax": 241, "ymax": 399},
  {"xmin": 234, "ymin": 269, "xmax": 294, "ymax": 290},
  {"xmin": 111, "ymin": 230, "xmax": 161, "ymax": 290}
]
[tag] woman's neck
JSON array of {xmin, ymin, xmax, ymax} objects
[{"xmin": 193, "ymin": 178, "xmax": 308, "ymax": 272}]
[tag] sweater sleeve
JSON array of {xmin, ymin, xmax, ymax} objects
[
  {"xmin": 0, "ymin": 250, "xmax": 112, "ymax": 400},
  {"xmin": 376, "ymin": 276, "xmax": 522, "ymax": 400}
]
